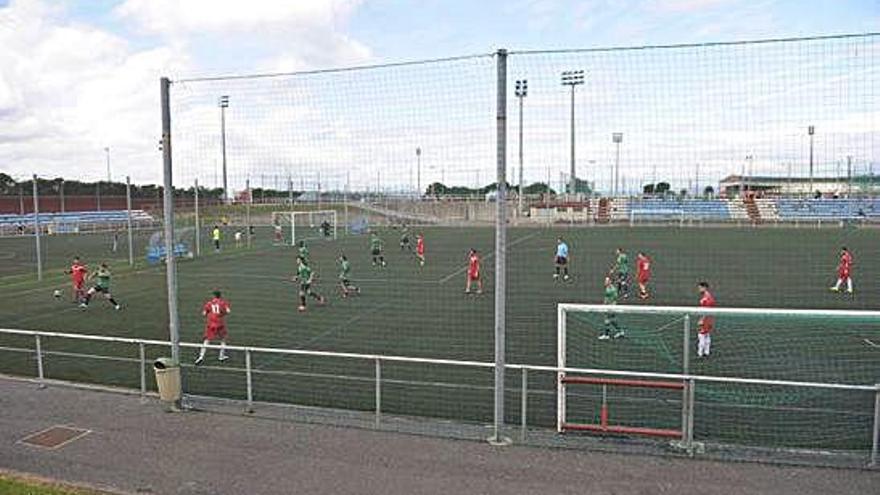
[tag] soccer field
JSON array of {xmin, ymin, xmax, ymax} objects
[{"xmin": 1, "ymin": 224, "xmax": 878, "ymax": 452}]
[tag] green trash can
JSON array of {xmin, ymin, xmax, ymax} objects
[{"xmin": 153, "ymin": 357, "xmax": 181, "ymax": 402}]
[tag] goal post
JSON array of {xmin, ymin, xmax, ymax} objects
[
  {"xmin": 271, "ymin": 210, "xmax": 338, "ymax": 246},
  {"xmin": 556, "ymin": 303, "xmax": 880, "ymax": 451}
]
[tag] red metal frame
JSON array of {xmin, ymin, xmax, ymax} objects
[
  {"xmin": 561, "ymin": 376, "xmax": 684, "ymax": 390},
  {"xmin": 560, "ymin": 375, "xmax": 684, "ymax": 439}
]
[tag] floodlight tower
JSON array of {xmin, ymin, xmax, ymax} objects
[
  {"xmin": 808, "ymin": 125, "xmax": 815, "ymax": 196},
  {"xmin": 561, "ymin": 70, "xmax": 585, "ymax": 196},
  {"xmin": 612, "ymin": 133, "xmax": 623, "ymax": 197},
  {"xmin": 104, "ymin": 147, "xmax": 112, "ymax": 182},
  {"xmin": 416, "ymin": 147, "xmax": 422, "ymax": 197},
  {"xmin": 219, "ymin": 95, "xmax": 230, "ymax": 203},
  {"xmin": 515, "ymin": 80, "xmax": 528, "ymax": 214}
]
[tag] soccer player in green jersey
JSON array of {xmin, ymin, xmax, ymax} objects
[
  {"xmin": 293, "ymin": 256, "xmax": 325, "ymax": 312},
  {"xmin": 338, "ymin": 254, "xmax": 360, "ymax": 297},
  {"xmin": 370, "ymin": 232, "xmax": 386, "ymax": 267},
  {"xmin": 614, "ymin": 247, "xmax": 631, "ymax": 299},
  {"xmin": 298, "ymin": 240, "xmax": 310, "ymax": 262},
  {"xmin": 599, "ymin": 275, "xmax": 624, "ymax": 340},
  {"xmin": 81, "ymin": 263, "xmax": 121, "ymax": 310}
]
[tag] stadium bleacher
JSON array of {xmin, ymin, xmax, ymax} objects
[
  {"xmin": 0, "ymin": 210, "xmax": 156, "ymax": 234},
  {"xmin": 626, "ymin": 199, "xmax": 731, "ymax": 221},
  {"xmin": 775, "ymin": 199, "xmax": 880, "ymax": 220}
]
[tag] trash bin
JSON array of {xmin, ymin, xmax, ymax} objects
[{"xmin": 153, "ymin": 357, "xmax": 181, "ymax": 402}]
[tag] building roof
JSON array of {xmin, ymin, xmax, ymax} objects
[{"xmin": 719, "ymin": 175, "xmax": 876, "ymax": 185}]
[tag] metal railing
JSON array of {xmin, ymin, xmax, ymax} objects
[{"xmin": 0, "ymin": 326, "xmax": 877, "ymax": 467}]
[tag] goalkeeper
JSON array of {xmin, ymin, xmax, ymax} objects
[{"xmin": 399, "ymin": 224, "xmax": 412, "ymax": 252}]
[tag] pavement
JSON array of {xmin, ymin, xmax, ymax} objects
[{"xmin": 1, "ymin": 376, "xmax": 878, "ymax": 495}]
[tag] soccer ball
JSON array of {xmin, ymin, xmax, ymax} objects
[{"xmin": 53, "ymin": 289, "xmax": 62, "ymax": 299}]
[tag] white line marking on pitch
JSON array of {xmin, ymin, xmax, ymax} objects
[
  {"xmin": 437, "ymin": 231, "xmax": 541, "ymax": 284},
  {"xmin": 863, "ymin": 339, "xmax": 880, "ymax": 348}
]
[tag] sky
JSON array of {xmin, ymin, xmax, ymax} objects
[{"xmin": 0, "ymin": 0, "xmax": 878, "ymax": 194}]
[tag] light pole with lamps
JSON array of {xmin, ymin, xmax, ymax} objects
[
  {"xmin": 561, "ymin": 70, "xmax": 585, "ymax": 196},
  {"xmin": 612, "ymin": 133, "xmax": 622, "ymax": 197},
  {"xmin": 515, "ymin": 80, "xmax": 527, "ymax": 214},
  {"xmin": 416, "ymin": 147, "xmax": 421, "ymax": 197},
  {"xmin": 808, "ymin": 125, "xmax": 815, "ymax": 196},
  {"xmin": 104, "ymin": 147, "xmax": 111, "ymax": 182},
  {"xmin": 219, "ymin": 95, "xmax": 230, "ymax": 203}
]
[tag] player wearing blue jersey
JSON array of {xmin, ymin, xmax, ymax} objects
[{"xmin": 553, "ymin": 237, "xmax": 570, "ymax": 282}]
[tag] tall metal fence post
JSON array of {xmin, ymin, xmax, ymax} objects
[
  {"xmin": 194, "ymin": 178, "xmax": 201, "ymax": 257},
  {"xmin": 246, "ymin": 179, "xmax": 252, "ymax": 248},
  {"xmin": 160, "ymin": 77, "xmax": 181, "ymax": 368},
  {"xmin": 34, "ymin": 335, "xmax": 45, "ymax": 387},
  {"xmin": 375, "ymin": 358, "xmax": 382, "ymax": 428},
  {"xmin": 687, "ymin": 378, "xmax": 696, "ymax": 455},
  {"xmin": 139, "ymin": 342, "xmax": 146, "ymax": 400},
  {"xmin": 126, "ymin": 176, "xmax": 134, "ymax": 266},
  {"xmin": 245, "ymin": 349, "xmax": 254, "ymax": 413},
  {"xmin": 520, "ymin": 367, "xmax": 528, "ymax": 442},
  {"xmin": 681, "ymin": 314, "xmax": 691, "ymax": 446},
  {"xmin": 871, "ymin": 384, "xmax": 880, "ymax": 467},
  {"xmin": 32, "ymin": 174, "xmax": 42, "ymax": 281},
  {"xmin": 59, "ymin": 179, "xmax": 65, "ymax": 213},
  {"xmin": 489, "ymin": 48, "xmax": 509, "ymax": 446}
]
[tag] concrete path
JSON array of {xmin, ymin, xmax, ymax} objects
[{"xmin": 1, "ymin": 377, "xmax": 877, "ymax": 495}]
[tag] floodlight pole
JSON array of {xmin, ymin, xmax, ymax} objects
[
  {"xmin": 220, "ymin": 95, "xmax": 230, "ymax": 203},
  {"xmin": 59, "ymin": 179, "xmax": 65, "ymax": 213},
  {"xmin": 105, "ymin": 147, "xmax": 112, "ymax": 182},
  {"xmin": 613, "ymin": 133, "xmax": 623, "ymax": 197},
  {"xmin": 515, "ymin": 80, "xmax": 527, "ymax": 216},
  {"xmin": 126, "ymin": 176, "xmax": 134, "ymax": 266},
  {"xmin": 416, "ymin": 147, "xmax": 422, "ymax": 197},
  {"xmin": 160, "ymin": 77, "xmax": 181, "ymax": 365},
  {"xmin": 194, "ymin": 178, "xmax": 201, "ymax": 257},
  {"xmin": 32, "ymin": 174, "xmax": 42, "ymax": 281},
  {"xmin": 847, "ymin": 155, "xmax": 852, "ymax": 198},
  {"xmin": 561, "ymin": 71, "xmax": 584, "ymax": 196},
  {"xmin": 808, "ymin": 125, "xmax": 815, "ymax": 197},
  {"xmin": 489, "ymin": 48, "xmax": 510, "ymax": 446}
]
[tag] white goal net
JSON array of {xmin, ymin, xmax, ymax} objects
[{"xmin": 271, "ymin": 210, "xmax": 338, "ymax": 246}]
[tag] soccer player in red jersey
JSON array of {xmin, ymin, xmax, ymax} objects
[
  {"xmin": 195, "ymin": 289, "xmax": 231, "ymax": 365},
  {"xmin": 830, "ymin": 247, "xmax": 854, "ymax": 294},
  {"xmin": 416, "ymin": 233, "xmax": 426, "ymax": 266},
  {"xmin": 465, "ymin": 249, "xmax": 483, "ymax": 295},
  {"xmin": 65, "ymin": 257, "xmax": 88, "ymax": 304},
  {"xmin": 697, "ymin": 282, "xmax": 716, "ymax": 358},
  {"xmin": 636, "ymin": 252, "xmax": 652, "ymax": 300}
]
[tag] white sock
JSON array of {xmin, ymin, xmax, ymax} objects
[
  {"xmin": 199, "ymin": 340, "xmax": 209, "ymax": 359},
  {"xmin": 833, "ymin": 279, "xmax": 842, "ymax": 288},
  {"xmin": 847, "ymin": 278, "xmax": 853, "ymax": 291},
  {"xmin": 219, "ymin": 341, "xmax": 227, "ymax": 358}
]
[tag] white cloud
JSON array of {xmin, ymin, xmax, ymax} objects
[
  {"xmin": 0, "ymin": 0, "xmax": 189, "ymax": 182},
  {"xmin": 0, "ymin": 0, "xmax": 373, "ymax": 185},
  {"xmin": 114, "ymin": 0, "xmax": 363, "ymax": 38}
]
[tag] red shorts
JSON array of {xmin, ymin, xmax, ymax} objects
[
  {"xmin": 637, "ymin": 272, "xmax": 650, "ymax": 284},
  {"xmin": 468, "ymin": 270, "xmax": 480, "ymax": 281},
  {"xmin": 72, "ymin": 280, "xmax": 84, "ymax": 290},
  {"xmin": 204, "ymin": 323, "xmax": 227, "ymax": 341},
  {"xmin": 838, "ymin": 268, "xmax": 850, "ymax": 278},
  {"xmin": 417, "ymin": 247, "xmax": 425, "ymax": 256}
]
